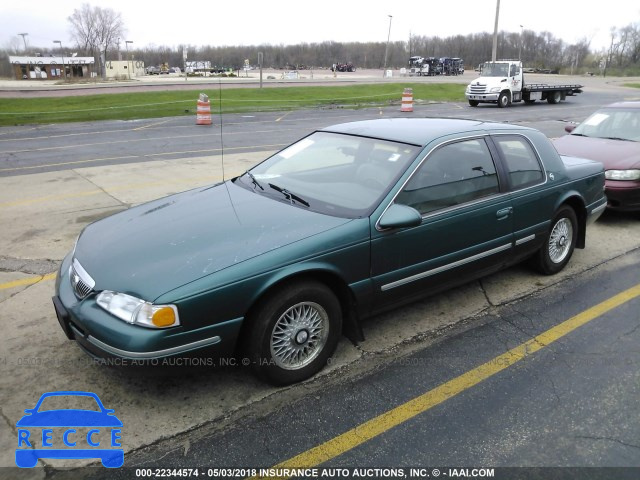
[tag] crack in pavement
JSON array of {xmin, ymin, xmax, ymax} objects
[
  {"xmin": 575, "ymin": 435, "xmax": 640, "ymax": 450},
  {"xmin": 70, "ymin": 169, "xmax": 130, "ymax": 209},
  {"xmin": 0, "ymin": 255, "xmax": 58, "ymax": 275}
]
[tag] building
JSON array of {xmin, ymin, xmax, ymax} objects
[
  {"xmin": 8, "ymin": 55, "xmax": 95, "ymax": 80},
  {"xmin": 105, "ymin": 60, "xmax": 145, "ymax": 79}
]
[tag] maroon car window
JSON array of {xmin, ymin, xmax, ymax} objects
[{"xmin": 397, "ymin": 138, "xmax": 499, "ymax": 215}]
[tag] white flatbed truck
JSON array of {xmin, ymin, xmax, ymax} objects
[{"xmin": 466, "ymin": 60, "xmax": 583, "ymax": 108}]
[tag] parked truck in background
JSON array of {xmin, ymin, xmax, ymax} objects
[{"xmin": 465, "ymin": 60, "xmax": 583, "ymax": 108}]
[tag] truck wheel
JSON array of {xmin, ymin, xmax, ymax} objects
[
  {"xmin": 468, "ymin": 100, "xmax": 479, "ymax": 107},
  {"xmin": 547, "ymin": 91, "xmax": 562, "ymax": 104},
  {"xmin": 498, "ymin": 92, "xmax": 510, "ymax": 108}
]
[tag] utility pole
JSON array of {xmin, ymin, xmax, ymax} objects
[
  {"xmin": 491, "ymin": 0, "xmax": 500, "ymax": 61},
  {"xmin": 125, "ymin": 40, "xmax": 133, "ymax": 79}
]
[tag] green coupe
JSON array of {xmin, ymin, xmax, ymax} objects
[{"xmin": 53, "ymin": 118, "xmax": 607, "ymax": 385}]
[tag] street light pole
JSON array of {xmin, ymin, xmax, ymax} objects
[
  {"xmin": 519, "ymin": 25, "xmax": 524, "ymax": 61},
  {"xmin": 53, "ymin": 40, "xmax": 66, "ymax": 80},
  {"xmin": 125, "ymin": 40, "xmax": 133, "ymax": 79},
  {"xmin": 18, "ymin": 33, "xmax": 28, "ymax": 52},
  {"xmin": 383, "ymin": 15, "xmax": 393, "ymax": 77}
]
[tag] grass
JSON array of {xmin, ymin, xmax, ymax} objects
[
  {"xmin": 0, "ymin": 83, "xmax": 466, "ymax": 126},
  {"xmin": 623, "ymin": 83, "xmax": 640, "ymax": 89}
]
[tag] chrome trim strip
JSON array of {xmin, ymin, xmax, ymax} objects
[
  {"xmin": 72, "ymin": 258, "xmax": 95, "ymax": 289},
  {"xmin": 381, "ymin": 243, "xmax": 512, "ymax": 291},
  {"xmin": 515, "ymin": 234, "xmax": 536, "ymax": 246},
  {"xmin": 86, "ymin": 335, "xmax": 222, "ymax": 359},
  {"xmin": 590, "ymin": 202, "xmax": 606, "ymax": 216}
]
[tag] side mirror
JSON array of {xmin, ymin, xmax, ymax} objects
[
  {"xmin": 565, "ymin": 124, "xmax": 577, "ymax": 133},
  {"xmin": 378, "ymin": 204, "xmax": 422, "ymax": 230}
]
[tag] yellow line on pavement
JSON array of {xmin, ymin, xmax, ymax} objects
[
  {"xmin": 254, "ymin": 283, "xmax": 640, "ymax": 478},
  {"xmin": 0, "ymin": 273, "xmax": 57, "ymax": 291}
]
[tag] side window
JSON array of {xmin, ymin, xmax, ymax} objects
[
  {"xmin": 493, "ymin": 136, "xmax": 544, "ymax": 189},
  {"xmin": 396, "ymin": 138, "xmax": 500, "ymax": 215}
]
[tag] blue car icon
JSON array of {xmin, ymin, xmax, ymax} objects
[{"xmin": 16, "ymin": 391, "xmax": 123, "ymax": 468}]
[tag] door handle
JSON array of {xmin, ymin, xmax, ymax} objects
[{"xmin": 496, "ymin": 207, "xmax": 513, "ymax": 220}]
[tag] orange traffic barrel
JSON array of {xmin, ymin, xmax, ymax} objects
[
  {"xmin": 401, "ymin": 88, "xmax": 414, "ymax": 112},
  {"xmin": 196, "ymin": 93, "xmax": 212, "ymax": 125}
]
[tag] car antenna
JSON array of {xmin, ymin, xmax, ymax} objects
[
  {"xmin": 218, "ymin": 78, "xmax": 226, "ymax": 182},
  {"xmin": 218, "ymin": 79, "xmax": 241, "ymax": 223}
]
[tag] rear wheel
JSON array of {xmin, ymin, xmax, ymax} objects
[
  {"xmin": 547, "ymin": 91, "xmax": 562, "ymax": 104},
  {"xmin": 498, "ymin": 92, "xmax": 510, "ymax": 108},
  {"xmin": 532, "ymin": 206, "xmax": 578, "ymax": 275},
  {"xmin": 468, "ymin": 100, "xmax": 479, "ymax": 107},
  {"xmin": 244, "ymin": 281, "xmax": 342, "ymax": 385}
]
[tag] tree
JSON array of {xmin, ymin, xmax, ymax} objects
[{"xmin": 68, "ymin": 3, "xmax": 125, "ymax": 77}]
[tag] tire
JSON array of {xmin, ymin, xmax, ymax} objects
[
  {"xmin": 498, "ymin": 92, "xmax": 510, "ymax": 108},
  {"xmin": 547, "ymin": 91, "xmax": 562, "ymax": 104},
  {"xmin": 532, "ymin": 206, "xmax": 578, "ymax": 275},
  {"xmin": 468, "ymin": 100, "xmax": 479, "ymax": 107},
  {"xmin": 244, "ymin": 280, "xmax": 342, "ymax": 385}
]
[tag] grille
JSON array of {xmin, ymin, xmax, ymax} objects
[
  {"xmin": 469, "ymin": 83, "xmax": 488, "ymax": 94},
  {"xmin": 70, "ymin": 259, "xmax": 95, "ymax": 299}
]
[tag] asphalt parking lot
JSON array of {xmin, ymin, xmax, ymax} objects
[{"xmin": 1, "ymin": 75, "xmax": 639, "ymax": 475}]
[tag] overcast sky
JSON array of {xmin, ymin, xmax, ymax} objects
[{"xmin": 2, "ymin": 0, "xmax": 639, "ymax": 53}]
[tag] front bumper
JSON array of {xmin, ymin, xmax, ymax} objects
[
  {"xmin": 466, "ymin": 93, "xmax": 500, "ymax": 102},
  {"xmin": 53, "ymin": 255, "xmax": 242, "ymax": 363},
  {"xmin": 605, "ymin": 180, "xmax": 640, "ymax": 211}
]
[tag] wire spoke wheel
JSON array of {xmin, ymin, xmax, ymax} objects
[
  {"xmin": 548, "ymin": 217, "xmax": 573, "ymax": 264},
  {"xmin": 270, "ymin": 301, "xmax": 329, "ymax": 370}
]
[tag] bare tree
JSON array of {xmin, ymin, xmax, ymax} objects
[{"xmin": 68, "ymin": 3, "xmax": 125, "ymax": 76}]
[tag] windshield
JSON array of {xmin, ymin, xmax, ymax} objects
[
  {"xmin": 573, "ymin": 108, "xmax": 640, "ymax": 141},
  {"xmin": 236, "ymin": 131, "xmax": 421, "ymax": 217},
  {"xmin": 482, "ymin": 62, "xmax": 509, "ymax": 77}
]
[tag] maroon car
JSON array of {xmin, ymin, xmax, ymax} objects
[{"xmin": 553, "ymin": 102, "xmax": 640, "ymax": 211}]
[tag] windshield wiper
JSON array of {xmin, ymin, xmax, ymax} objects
[
  {"xmin": 268, "ymin": 183, "xmax": 310, "ymax": 207},
  {"xmin": 243, "ymin": 171, "xmax": 264, "ymax": 190}
]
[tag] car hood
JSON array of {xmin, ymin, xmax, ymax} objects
[
  {"xmin": 74, "ymin": 181, "xmax": 353, "ymax": 301},
  {"xmin": 553, "ymin": 135, "xmax": 640, "ymax": 169}
]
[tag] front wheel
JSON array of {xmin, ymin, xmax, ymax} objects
[
  {"xmin": 532, "ymin": 206, "xmax": 578, "ymax": 275},
  {"xmin": 244, "ymin": 281, "xmax": 342, "ymax": 385},
  {"xmin": 468, "ymin": 100, "xmax": 479, "ymax": 107},
  {"xmin": 498, "ymin": 92, "xmax": 510, "ymax": 108}
]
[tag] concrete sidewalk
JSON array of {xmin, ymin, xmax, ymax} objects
[{"xmin": 1, "ymin": 152, "xmax": 639, "ymax": 471}]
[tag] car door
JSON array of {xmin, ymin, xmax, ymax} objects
[
  {"xmin": 370, "ymin": 136, "xmax": 514, "ymax": 310},
  {"xmin": 489, "ymin": 133, "xmax": 550, "ymax": 261}
]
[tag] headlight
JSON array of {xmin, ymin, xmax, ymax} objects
[
  {"xmin": 605, "ymin": 169, "xmax": 640, "ymax": 181},
  {"xmin": 96, "ymin": 291, "xmax": 180, "ymax": 328},
  {"xmin": 490, "ymin": 87, "xmax": 501, "ymax": 93}
]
